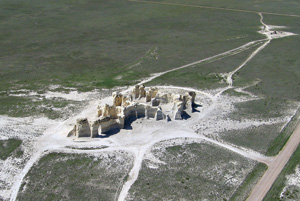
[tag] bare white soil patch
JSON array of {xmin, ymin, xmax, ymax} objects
[
  {"xmin": 0, "ymin": 116, "xmax": 57, "ymax": 199},
  {"xmin": 8, "ymin": 88, "xmax": 103, "ymax": 102},
  {"xmin": 280, "ymin": 165, "xmax": 300, "ymax": 200}
]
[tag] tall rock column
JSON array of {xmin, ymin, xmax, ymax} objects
[
  {"xmin": 189, "ymin": 91, "xmax": 196, "ymax": 105},
  {"xmin": 75, "ymin": 118, "xmax": 91, "ymax": 138},
  {"xmin": 139, "ymin": 85, "xmax": 146, "ymax": 99},
  {"xmin": 132, "ymin": 85, "xmax": 140, "ymax": 99},
  {"xmin": 112, "ymin": 92, "xmax": 123, "ymax": 106}
]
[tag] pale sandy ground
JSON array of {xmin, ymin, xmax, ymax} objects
[
  {"xmin": 280, "ymin": 164, "xmax": 300, "ymax": 198},
  {"xmin": 0, "ymin": 12, "xmax": 298, "ymax": 201}
]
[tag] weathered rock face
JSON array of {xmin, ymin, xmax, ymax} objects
[
  {"xmin": 145, "ymin": 106, "xmax": 157, "ymax": 119},
  {"xmin": 122, "ymin": 95, "xmax": 131, "ymax": 107},
  {"xmin": 146, "ymin": 87, "xmax": 158, "ymax": 102},
  {"xmin": 136, "ymin": 104, "xmax": 146, "ymax": 118},
  {"xmin": 113, "ymin": 92, "xmax": 123, "ymax": 106},
  {"xmin": 90, "ymin": 117, "xmax": 111, "ymax": 137},
  {"xmin": 98, "ymin": 104, "xmax": 124, "ymax": 119},
  {"xmin": 156, "ymin": 93, "xmax": 170, "ymax": 104},
  {"xmin": 151, "ymin": 98, "xmax": 160, "ymax": 107},
  {"xmin": 75, "ymin": 118, "xmax": 91, "ymax": 138},
  {"xmin": 174, "ymin": 102, "xmax": 184, "ymax": 120},
  {"xmin": 189, "ymin": 91, "xmax": 196, "ymax": 104},
  {"xmin": 100, "ymin": 119, "xmax": 121, "ymax": 134},
  {"xmin": 132, "ymin": 85, "xmax": 139, "ymax": 99},
  {"xmin": 69, "ymin": 86, "xmax": 197, "ymax": 138},
  {"xmin": 139, "ymin": 85, "xmax": 146, "ymax": 99}
]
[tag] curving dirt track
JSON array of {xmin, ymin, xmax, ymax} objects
[{"xmin": 247, "ymin": 122, "xmax": 300, "ymax": 201}]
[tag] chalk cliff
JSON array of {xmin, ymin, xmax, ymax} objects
[{"xmin": 69, "ymin": 85, "xmax": 196, "ymax": 138}]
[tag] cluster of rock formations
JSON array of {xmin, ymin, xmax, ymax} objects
[{"xmin": 69, "ymin": 85, "xmax": 196, "ymax": 138}]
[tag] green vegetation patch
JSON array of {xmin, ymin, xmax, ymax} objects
[
  {"xmin": 264, "ymin": 144, "xmax": 300, "ymax": 201},
  {"xmin": 128, "ymin": 141, "xmax": 257, "ymax": 200},
  {"xmin": 146, "ymin": 0, "xmax": 300, "ymax": 16},
  {"xmin": 266, "ymin": 107, "xmax": 300, "ymax": 156},
  {"xmin": 17, "ymin": 151, "xmax": 133, "ymax": 201},
  {"xmin": 148, "ymin": 70, "xmax": 225, "ymax": 89},
  {"xmin": 220, "ymin": 123, "xmax": 283, "ymax": 154},
  {"xmin": 223, "ymin": 88, "xmax": 250, "ymax": 97},
  {"xmin": 230, "ymin": 97, "xmax": 290, "ymax": 120},
  {"xmin": 234, "ymin": 37, "xmax": 300, "ymax": 102},
  {"xmin": 0, "ymin": 0, "xmax": 263, "ymax": 94},
  {"xmin": 263, "ymin": 14, "xmax": 300, "ymax": 35},
  {"xmin": 0, "ymin": 138, "xmax": 22, "ymax": 160},
  {"xmin": 0, "ymin": 94, "xmax": 80, "ymax": 119},
  {"xmin": 147, "ymin": 45, "xmax": 259, "ymax": 90}
]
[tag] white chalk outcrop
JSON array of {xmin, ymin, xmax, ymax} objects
[{"xmin": 68, "ymin": 85, "xmax": 197, "ymax": 138}]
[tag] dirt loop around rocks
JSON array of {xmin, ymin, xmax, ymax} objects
[{"xmin": 247, "ymin": 122, "xmax": 300, "ymax": 201}]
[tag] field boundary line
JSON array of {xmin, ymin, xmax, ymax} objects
[{"xmin": 129, "ymin": 0, "xmax": 300, "ymax": 18}]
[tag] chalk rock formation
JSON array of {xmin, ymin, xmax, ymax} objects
[
  {"xmin": 146, "ymin": 87, "xmax": 158, "ymax": 102},
  {"xmin": 132, "ymin": 85, "xmax": 139, "ymax": 99},
  {"xmin": 174, "ymin": 102, "xmax": 184, "ymax": 120},
  {"xmin": 151, "ymin": 98, "xmax": 160, "ymax": 107},
  {"xmin": 145, "ymin": 105, "xmax": 157, "ymax": 119},
  {"xmin": 113, "ymin": 92, "xmax": 123, "ymax": 106},
  {"xmin": 69, "ymin": 85, "xmax": 197, "ymax": 138},
  {"xmin": 75, "ymin": 118, "xmax": 91, "ymax": 138},
  {"xmin": 122, "ymin": 95, "xmax": 132, "ymax": 107},
  {"xmin": 139, "ymin": 85, "xmax": 146, "ymax": 99}
]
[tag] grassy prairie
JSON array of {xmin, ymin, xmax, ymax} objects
[
  {"xmin": 142, "ymin": 0, "xmax": 300, "ymax": 15},
  {"xmin": 0, "ymin": 0, "xmax": 265, "ymax": 120},
  {"xmin": 0, "ymin": 138, "xmax": 22, "ymax": 160},
  {"xmin": 263, "ymin": 14, "xmax": 300, "ymax": 35},
  {"xmin": 220, "ymin": 123, "xmax": 283, "ymax": 154},
  {"xmin": 266, "ymin": 108, "xmax": 300, "ymax": 156},
  {"xmin": 229, "ymin": 98, "xmax": 291, "ymax": 120},
  {"xmin": 0, "ymin": 95, "xmax": 80, "ymax": 119},
  {"xmin": 17, "ymin": 152, "xmax": 133, "ymax": 201},
  {"xmin": 220, "ymin": 97, "xmax": 299, "ymax": 155},
  {"xmin": 0, "ymin": 0, "xmax": 263, "ymax": 93},
  {"xmin": 147, "ymin": 45, "xmax": 259, "ymax": 89},
  {"xmin": 128, "ymin": 141, "xmax": 257, "ymax": 200},
  {"xmin": 234, "ymin": 37, "xmax": 300, "ymax": 101}
]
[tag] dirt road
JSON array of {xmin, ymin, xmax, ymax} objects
[{"xmin": 247, "ymin": 122, "xmax": 300, "ymax": 201}]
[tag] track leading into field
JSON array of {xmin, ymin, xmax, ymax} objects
[{"xmin": 129, "ymin": 0, "xmax": 300, "ymax": 18}]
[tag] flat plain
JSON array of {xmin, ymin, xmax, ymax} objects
[{"xmin": 0, "ymin": 0, "xmax": 300, "ymax": 200}]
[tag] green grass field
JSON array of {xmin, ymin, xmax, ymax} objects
[
  {"xmin": 0, "ymin": 0, "xmax": 264, "ymax": 93},
  {"xmin": 128, "ymin": 141, "xmax": 258, "ymax": 200},
  {"xmin": 147, "ymin": 44, "xmax": 259, "ymax": 89},
  {"xmin": 0, "ymin": 138, "xmax": 22, "ymax": 160},
  {"xmin": 140, "ymin": 0, "xmax": 300, "ymax": 16}
]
